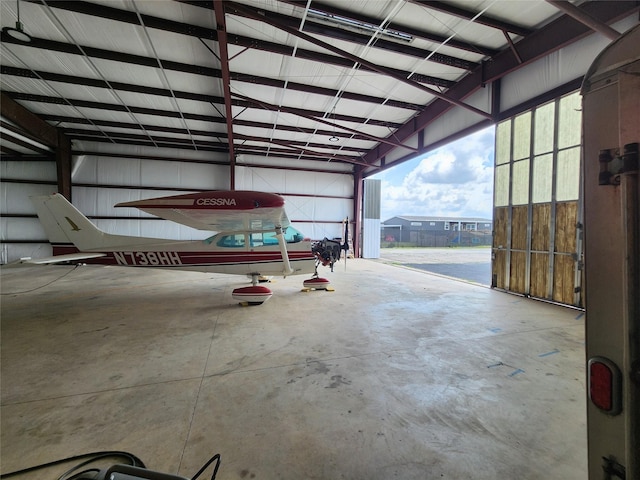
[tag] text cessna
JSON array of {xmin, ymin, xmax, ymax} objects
[
  {"xmin": 196, "ymin": 197, "xmax": 236, "ymax": 206},
  {"xmin": 114, "ymin": 251, "xmax": 182, "ymax": 266}
]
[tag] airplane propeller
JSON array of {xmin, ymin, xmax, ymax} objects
[{"xmin": 342, "ymin": 216, "xmax": 349, "ymax": 271}]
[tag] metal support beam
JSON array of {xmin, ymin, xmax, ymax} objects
[
  {"xmin": 0, "ymin": 92, "xmax": 58, "ymax": 148},
  {"xmin": 213, "ymin": 1, "xmax": 236, "ymax": 190},
  {"xmin": 0, "ymin": 93, "xmax": 73, "ymax": 199},
  {"xmin": 353, "ymin": 167, "xmax": 364, "ymax": 258},
  {"xmin": 56, "ymin": 131, "xmax": 72, "ymax": 200},
  {"xmin": 502, "ymin": 31, "xmax": 523, "ymax": 64},
  {"xmin": 491, "ymin": 78, "xmax": 501, "ymax": 121},
  {"xmin": 408, "ymin": 0, "xmax": 532, "ymax": 36},
  {"xmin": 546, "ymin": 0, "xmax": 621, "ymax": 41},
  {"xmin": 0, "ymin": 121, "xmax": 52, "ymax": 155}
]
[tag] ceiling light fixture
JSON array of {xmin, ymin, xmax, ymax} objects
[
  {"xmin": 2, "ymin": 0, "xmax": 32, "ymax": 43},
  {"xmin": 308, "ymin": 9, "xmax": 413, "ymax": 43},
  {"xmin": 329, "ymin": 106, "xmax": 339, "ymax": 142}
]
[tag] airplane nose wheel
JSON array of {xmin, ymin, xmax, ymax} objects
[
  {"xmin": 302, "ymin": 269, "xmax": 333, "ymax": 291},
  {"xmin": 232, "ymin": 274, "xmax": 273, "ymax": 305}
]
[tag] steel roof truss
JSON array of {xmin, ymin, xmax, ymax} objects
[
  {"xmin": 225, "ymin": 2, "xmax": 491, "ymax": 120},
  {"xmin": 232, "ymin": 92, "xmax": 414, "ymax": 154},
  {"xmin": 407, "ymin": 0, "xmax": 532, "ymax": 37},
  {"xmin": 362, "ymin": 0, "xmax": 638, "ymax": 169},
  {"xmin": 279, "ymin": 0, "xmax": 498, "ymax": 57}
]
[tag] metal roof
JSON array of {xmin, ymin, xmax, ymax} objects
[{"xmin": 1, "ymin": 0, "xmax": 638, "ymax": 180}]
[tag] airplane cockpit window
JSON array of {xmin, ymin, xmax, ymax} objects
[
  {"xmin": 214, "ymin": 234, "xmax": 246, "ymax": 248},
  {"xmin": 250, "ymin": 232, "xmax": 272, "ymax": 247},
  {"xmin": 204, "ymin": 228, "xmax": 304, "ymax": 248}
]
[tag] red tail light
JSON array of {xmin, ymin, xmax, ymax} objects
[{"xmin": 588, "ymin": 357, "xmax": 622, "ymax": 415}]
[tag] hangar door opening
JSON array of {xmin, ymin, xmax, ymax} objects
[{"xmin": 492, "ymin": 91, "xmax": 583, "ymax": 307}]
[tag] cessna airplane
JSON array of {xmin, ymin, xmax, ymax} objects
[{"xmin": 25, "ymin": 191, "xmax": 346, "ymax": 304}]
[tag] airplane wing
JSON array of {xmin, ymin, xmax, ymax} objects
[
  {"xmin": 116, "ymin": 191, "xmax": 290, "ymax": 233},
  {"xmin": 5, "ymin": 252, "xmax": 107, "ymax": 267}
]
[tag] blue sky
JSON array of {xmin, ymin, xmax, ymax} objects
[{"xmin": 371, "ymin": 126, "xmax": 495, "ymax": 222}]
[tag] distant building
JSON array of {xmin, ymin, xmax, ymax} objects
[{"xmin": 381, "ymin": 215, "xmax": 493, "ymax": 247}]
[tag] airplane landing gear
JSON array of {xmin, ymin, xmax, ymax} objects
[
  {"xmin": 302, "ymin": 265, "xmax": 332, "ymax": 291},
  {"xmin": 232, "ymin": 274, "xmax": 273, "ymax": 305},
  {"xmin": 303, "ymin": 276, "xmax": 331, "ymax": 290}
]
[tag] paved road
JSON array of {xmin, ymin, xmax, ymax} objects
[{"xmin": 377, "ymin": 247, "xmax": 492, "ymax": 285}]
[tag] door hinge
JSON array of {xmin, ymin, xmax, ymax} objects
[{"xmin": 602, "ymin": 456, "xmax": 626, "ymax": 479}]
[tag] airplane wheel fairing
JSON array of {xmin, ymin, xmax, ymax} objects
[
  {"xmin": 232, "ymin": 285, "xmax": 272, "ymax": 305},
  {"xmin": 303, "ymin": 277, "xmax": 331, "ymax": 290}
]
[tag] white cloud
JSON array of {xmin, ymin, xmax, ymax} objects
[{"xmin": 375, "ymin": 127, "xmax": 495, "ymax": 221}]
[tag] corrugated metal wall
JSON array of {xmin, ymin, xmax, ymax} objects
[
  {"xmin": 362, "ymin": 178, "xmax": 381, "ymax": 259},
  {"xmin": 1, "ymin": 159, "xmax": 58, "ymax": 262},
  {"xmin": 1, "ymin": 144, "xmax": 355, "ymax": 263}
]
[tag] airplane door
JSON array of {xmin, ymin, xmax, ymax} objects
[{"xmin": 581, "ymin": 25, "xmax": 639, "ymax": 480}]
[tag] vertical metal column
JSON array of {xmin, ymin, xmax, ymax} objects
[
  {"xmin": 505, "ymin": 118, "xmax": 514, "ymax": 291},
  {"xmin": 547, "ymin": 99, "xmax": 560, "ymax": 299},
  {"xmin": 525, "ymin": 111, "xmax": 535, "ymax": 295}
]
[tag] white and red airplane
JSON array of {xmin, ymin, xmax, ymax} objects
[{"xmin": 25, "ymin": 191, "xmax": 346, "ymax": 304}]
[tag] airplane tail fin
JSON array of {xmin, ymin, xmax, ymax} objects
[{"xmin": 31, "ymin": 194, "xmax": 109, "ymax": 251}]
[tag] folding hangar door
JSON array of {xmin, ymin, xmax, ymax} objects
[{"xmin": 492, "ymin": 91, "xmax": 583, "ymax": 308}]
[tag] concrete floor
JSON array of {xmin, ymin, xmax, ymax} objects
[
  {"xmin": 379, "ymin": 247, "xmax": 491, "ymax": 285},
  {"xmin": 1, "ymin": 258, "xmax": 587, "ymax": 479}
]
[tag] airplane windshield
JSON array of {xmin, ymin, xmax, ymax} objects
[
  {"xmin": 276, "ymin": 227, "xmax": 305, "ymax": 243},
  {"xmin": 250, "ymin": 227, "xmax": 304, "ymax": 247}
]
